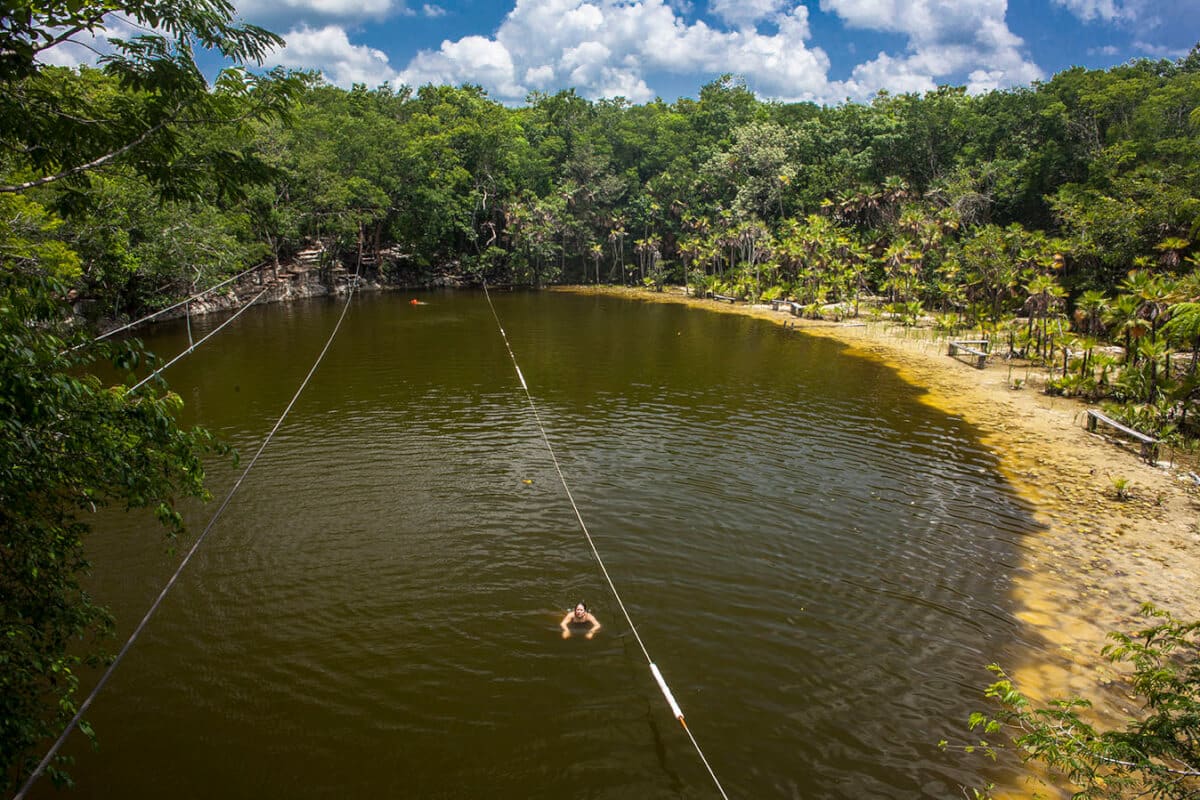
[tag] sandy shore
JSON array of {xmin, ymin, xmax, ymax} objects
[{"xmin": 558, "ymin": 286, "xmax": 1200, "ymax": 714}]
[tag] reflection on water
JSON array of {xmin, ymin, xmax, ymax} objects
[{"xmin": 47, "ymin": 290, "xmax": 1043, "ymax": 799}]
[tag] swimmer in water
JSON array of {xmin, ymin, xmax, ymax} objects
[{"xmin": 560, "ymin": 601, "xmax": 600, "ymax": 640}]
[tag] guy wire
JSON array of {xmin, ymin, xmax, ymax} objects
[
  {"xmin": 77, "ymin": 263, "xmax": 264, "ymax": 349},
  {"xmin": 480, "ymin": 281, "xmax": 730, "ymax": 800},
  {"xmin": 14, "ymin": 270, "xmax": 361, "ymax": 800}
]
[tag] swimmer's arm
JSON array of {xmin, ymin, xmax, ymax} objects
[
  {"xmin": 585, "ymin": 614, "xmax": 600, "ymax": 639},
  {"xmin": 560, "ymin": 612, "xmax": 573, "ymax": 638}
]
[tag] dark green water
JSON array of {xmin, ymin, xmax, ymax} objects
[{"xmin": 42, "ymin": 290, "xmax": 1041, "ymax": 798}]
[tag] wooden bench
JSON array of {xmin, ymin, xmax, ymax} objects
[
  {"xmin": 709, "ymin": 292, "xmax": 738, "ymax": 304},
  {"xmin": 768, "ymin": 299, "xmax": 804, "ymax": 316},
  {"xmin": 1086, "ymin": 409, "xmax": 1159, "ymax": 464},
  {"xmin": 948, "ymin": 339, "xmax": 990, "ymax": 369}
]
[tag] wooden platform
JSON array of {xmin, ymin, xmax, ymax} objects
[
  {"xmin": 947, "ymin": 339, "xmax": 990, "ymax": 369},
  {"xmin": 1086, "ymin": 409, "xmax": 1159, "ymax": 464},
  {"xmin": 769, "ymin": 299, "xmax": 804, "ymax": 316}
]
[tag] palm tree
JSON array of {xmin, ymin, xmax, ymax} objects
[
  {"xmin": 1108, "ymin": 269, "xmax": 1180, "ymax": 405},
  {"xmin": 607, "ymin": 221, "xmax": 626, "ymax": 284},
  {"xmin": 881, "ymin": 175, "xmax": 910, "ymax": 206},
  {"xmin": 1136, "ymin": 336, "xmax": 1170, "ymax": 403},
  {"xmin": 1154, "ymin": 236, "xmax": 1191, "ymax": 270},
  {"xmin": 634, "ymin": 238, "xmax": 662, "ymax": 289},
  {"xmin": 1074, "ymin": 334, "xmax": 1100, "ymax": 380},
  {"xmin": 735, "ymin": 220, "xmax": 770, "ymax": 301},
  {"xmin": 1023, "ymin": 274, "xmax": 1066, "ymax": 361},
  {"xmin": 843, "ymin": 240, "xmax": 873, "ymax": 318},
  {"xmin": 1074, "ymin": 289, "xmax": 1110, "ymax": 336},
  {"xmin": 588, "ymin": 241, "xmax": 603, "ymax": 285},
  {"xmin": 1104, "ymin": 293, "xmax": 1142, "ymax": 365},
  {"xmin": 1120, "ymin": 269, "xmax": 1174, "ymax": 342},
  {"xmin": 882, "ymin": 240, "xmax": 910, "ymax": 305},
  {"xmin": 634, "ymin": 238, "xmax": 649, "ymax": 284},
  {"xmin": 962, "ymin": 225, "xmax": 1019, "ymax": 326}
]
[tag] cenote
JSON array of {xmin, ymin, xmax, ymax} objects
[{"xmin": 46, "ymin": 290, "xmax": 1044, "ymax": 799}]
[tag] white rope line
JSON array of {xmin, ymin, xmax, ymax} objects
[
  {"xmin": 78, "ymin": 263, "xmax": 263, "ymax": 348},
  {"xmin": 125, "ymin": 287, "xmax": 269, "ymax": 394},
  {"xmin": 481, "ymin": 282, "xmax": 730, "ymax": 800},
  {"xmin": 14, "ymin": 274, "xmax": 360, "ymax": 800}
]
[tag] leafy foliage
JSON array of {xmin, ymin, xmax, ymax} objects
[
  {"xmin": 952, "ymin": 606, "xmax": 1200, "ymax": 799},
  {"xmin": 0, "ymin": 271, "xmax": 220, "ymax": 791},
  {"xmin": 0, "ymin": 1, "xmax": 299, "ymax": 201},
  {"xmin": 1, "ymin": 0, "xmax": 287, "ymax": 792}
]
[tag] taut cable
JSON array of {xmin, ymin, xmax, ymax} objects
[
  {"xmin": 481, "ymin": 282, "xmax": 730, "ymax": 800},
  {"xmin": 15, "ymin": 271, "xmax": 360, "ymax": 800}
]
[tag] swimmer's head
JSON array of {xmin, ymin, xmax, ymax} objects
[{"xmin": 573, "ymin": 602, "xmax": 587, "ymax": 619}]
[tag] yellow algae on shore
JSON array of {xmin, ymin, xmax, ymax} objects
[{"xmin": 556, "ymin": 285, "xmax": 1200, "ymax": 708}]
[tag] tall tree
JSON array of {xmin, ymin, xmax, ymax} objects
[
  {"xmin": 1, "ymin": 0, "xmax": 291, "ymax": 791},
  {"xmin": 0, "ymin": 1, "xmax": 296, "ymax": 200}
]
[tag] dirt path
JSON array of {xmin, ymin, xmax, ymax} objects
[{"xmin": 558, "ymin": 286, "xmax": 1200, "ymax": 712}]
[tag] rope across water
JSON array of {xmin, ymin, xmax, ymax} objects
[
  {"xmin": 481, "ymin": 282, "xmax": 730, "ymax": 800},
  {"xmin": 17, "ymin": 280, "xmax": 728, "ymax": 798},
  {"xmin": 14, "ymin": 274, "xmax": 360, "ymax": 800},
  {"xmin": 78, "ymin": 263, "xmax": 265, "ymax": 349},
  {"xmin": 126, "ymin": 287, "xmax": 270, "ymax": 394}
]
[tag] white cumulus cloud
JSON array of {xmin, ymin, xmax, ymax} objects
[
  {"xmin": 707, "ymin": 0, "xmax": 789, "ymax": 29},
  {"xmin": 821, "ymin": 0, "xmax": 1011, "ymax": 45},
  {"xmin": 839, "ymin": 52, "xmax": 937, "ymax": 97},
  {"xmin": 1132, "ymin": 40, "xmax": 1193, "ymax": 59},
  {"xmin": 273, "ymin": 25, "xmax": 396, "ymax": 86},
  {"xmin": 820, "ymin": 0, "xmax": 1043, "ymax": 98},
  {"xmin": 1051, "ymin": 0, "xmax": 1131, "ymax": 22},
  {"xmin": 400, "ymin": 34, "xmax": 527, "ymax": 97},
  {"xmin": 1053, "ymin": 0, "xmax": 1198, "ymax": 61},
  {"xmin": 398, "ymin": 0, "xmax": 833, "ymax": 103},
  {"xmin": 258, "ymin": 0, "xmax": 1049, "ymax": 105},
  {"xmin": 35, "ymin": 37, "xmax": 102, "ymax": 68}
]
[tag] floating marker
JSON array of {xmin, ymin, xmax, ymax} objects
[
  {"xmin": 481, "ymin": 280, "xmax": 728, "ymax": 800},
  {"xmin": 650, "ymin": 662, "xmax": 685, "ymax": 722}
]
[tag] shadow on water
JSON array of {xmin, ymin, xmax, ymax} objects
[{"xmin": 47, "ymin": 289, "xmax": 1048, "ymax": 799}]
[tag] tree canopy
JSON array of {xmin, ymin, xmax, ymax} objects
[{"xmin": 1, "ymin": 0, "xmax": 288, "ymax": 791}]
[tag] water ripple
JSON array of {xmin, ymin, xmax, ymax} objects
[{"xmin": 64, "ymin": 291, "xmax": 1042, "ymax": 800}]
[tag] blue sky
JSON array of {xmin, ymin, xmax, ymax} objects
[{"xmin": 48, "ymin": 0, "xmax": 1200, "ymax": 105}]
